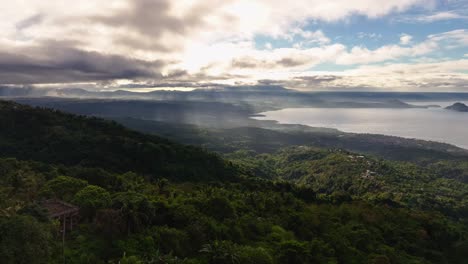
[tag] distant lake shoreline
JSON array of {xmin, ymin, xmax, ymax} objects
[{"xmin": 253, "ymin": 102, "xmax": 468, "ymax": 150}]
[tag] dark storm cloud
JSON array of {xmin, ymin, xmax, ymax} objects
[
  {"xmin": 256, "ymin": 79, "xmax": 285, "ymax": 86},
  {"xmin": 293, "ymin": 75, "xmax": 343, "ymax": 84},
  {"xmin": 90, "ymin": 0, "xmax": 218, "ymax": 52},
  {"xmin": 94, "ymin": 0, "xmax": 185, "ymax": 36},
  {"xmin": 0, "ymin": 42, "xmax": 165, "ymax": 84}
]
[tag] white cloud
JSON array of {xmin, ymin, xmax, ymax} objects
[
  {"xmin": 0, "ymin": 0, "xmax": 436, "ymax": 56},
  {"xmin": 339, "ymin": 59, "xmax": 468, "ymax": 91},
  {"xmin": 1, "ymin": 0, "xmax": 466, "ymax": 92},
  {"xmin": 357, "ymin": 32, "xmax": 382, "ymax": 40},
  {"xmin": 411, "ymin": 11, "xmax": 468, "ymax": 23},
  {"xmin": 400, "ymin": 33, "xmax": 413, "ymax": 45},
  {"xmin": 285, "ymin": 28, "xmax": 330, "ymax": 44},
  {"xmin": 334, "ymin": 40, "xmax": 437, "ymax": 65},
  {"xmin": 428, "ymin": 29, "xmax": 468, "ymax": 46},
  {"xmin": 270, "ymin": 59, "xmax": 468, "ymax": 91},
  {"xmin": 334, "ymin": 30, "xmax": 467, "ymax": 65}
]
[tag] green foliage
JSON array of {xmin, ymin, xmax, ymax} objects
[
  {"xmin": 0, "ymin": 215, "xmax": 56, "ymax": 264},
  {"xmin": 203, "ymin": 197, "xmax": 236, "ymax": 221},
  {"xmin": 236, "ymin": 246, "xmax": 273, "ymax": 264},
  {"xmin": 276, "ymin": 240, "xmax": 311, "ymax": 264},
  {"xmin": 41, "ymin": 175, "xmax": 88, "ymax": 201},
  {"xmin": 0, "ymin": 100, "xmax": 467, "ymax": 264},
  {"xmin": 17, "ymin": 203, "xmax": 49, "ymax": 222},
  {"xmin": 115, "ymin": 115, "xmax": 468, "ymax": 164},
  {"xmin": 112, "ymin": 192, "xmax": 155, "ymax": 234},
  {"xmin": 1, "ymin": 159, "xmax": 467, "ymax": 263},
  {"xmin": 0, "ymin": 100, "xmax": 238, "ymax": 182},
  {"xmin": 74, "ymin": 185, "xmax": 111, "ymax": 219},
  {"xmin": 229, "ymin": 147, "xmax": 468, "ymax": 217},
  {"xmin": 0, "ymin": 158, "xmax": 53, "ymax": 207},
  {"xmin": 119, "ymin": 255, "xmax": 143, "ymax": 264},
  {"xmin": 200, "ymin": 241, "xmax": 240, "ymax": 264}
]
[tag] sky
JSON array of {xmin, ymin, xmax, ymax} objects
[{"xmin": 1, "ymin": 0, "xmax": 468, "ymax": 92}]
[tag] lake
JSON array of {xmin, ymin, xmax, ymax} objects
[{"xmin": 253, "ymin": 102, "xmax": 468, "ymax": 149}]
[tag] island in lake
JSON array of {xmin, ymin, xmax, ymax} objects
[{"xmin": 446, "ymin": 102, "xmax": 468, "ymax": 112}]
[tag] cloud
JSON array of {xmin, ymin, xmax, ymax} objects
[
  {"xmin": 257, "ymin": 59, "xmax": 468, "ymax": 91},
  {"xmin": 283, "ymin": 29, "xmax": 331, "ymax": 45},
  {"xmin": 232, "ymin": 56, "xmax": 311, "ymax": 69},
  {"xmin": 0, "ymin": 41, "xmax": 165, "ymax": 84},
  {"xmin": 334, "ymin": 42, "xmax": 436, "ymax": 65},
  {"xmin": 357, "ymin": 32, "xmax": 382, "ymax": 40},
  {"xmin": 428, "ymin": 29, "xmax": 468, "ymax": 46},
  {"xmin": 16, "ymin": 13, "xmax": 44, "ymax": 31},
  {"xmin": 400, "ymin": 11, "xmax": 468, "ymax": 23},
  {"xmin": 227, "ymin": 44, "xmax": 345, "ymax": 71},
  {"xmin": 180, "ymin": 28, "xmax": 466, "ymax": 75},
  {"xmin": 335, "ymin": 29, "xmax": 468, "ymax": 65},
  {"xmin": 0, "ymin": 0, "xmax": 465, "ymax": 92},
  {"xmin": 1, "ymin": 0, "xmax": 435, "ymax": 54},
  {"xmin": 339, "ymin": 59, "xmax": 468, "ymax": 91},
  {"xmin": 399, "ymin": 34, "xmax": 413, "ymax": 45}
]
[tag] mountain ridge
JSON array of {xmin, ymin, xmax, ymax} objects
[{"xmin": 0, "ymin": 100, "xmax": 237, "ymax": 182}]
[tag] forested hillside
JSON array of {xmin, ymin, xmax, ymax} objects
[
  {"xmin": 111, "ymin": 116, "xmax": 468, "ymax": 163},
  {"xmin": 227, "ymin": 147, "xmax": 468, "ymax": 217},
  {"xmin": 0, "ymin": 101, "xmax": 467, "ymax": 264},
  {"xmin": 0, "ymin": 101, "xmax": 235, "ymax": 182},
  {"xmin": 15, "ymin": 98, "xmax": 468, "ymax": 164}
]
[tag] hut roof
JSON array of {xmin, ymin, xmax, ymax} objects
[{"xmin": 40, "ymin": 199, "xmax": 79, "ymax": 218}]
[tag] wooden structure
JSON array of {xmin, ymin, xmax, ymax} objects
[
  {"xmin": 40, "ymin": 199, "xmax": 80, "ymax": 263},
  {"xmin": 41, "ymin": 199, "xmax": 80, "ymax": 233}
]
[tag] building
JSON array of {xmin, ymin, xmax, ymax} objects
[{"xmin": 40, "ymin": 199, "xmax": 80, "ymax": 233}]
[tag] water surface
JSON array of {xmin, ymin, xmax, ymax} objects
[{"xmin": 254, "ymin": 104, "xmax": 468, "ymax": 149}]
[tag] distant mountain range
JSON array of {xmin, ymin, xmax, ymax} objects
[
  {"xmin": 2, "ymin": 85, "xmax": 468, "ymax": 100},
  {"xmin": 3, "ymin": 85, "xmax": 467, "ymax": 112}
]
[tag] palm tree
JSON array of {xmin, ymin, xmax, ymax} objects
[
  {"xmin": 112, "ymin": 192, "xmax": 152, "ymax": 234},
  {"xmin": 200, "ymin": 241, "xmax": 240, "ymax": 264}
]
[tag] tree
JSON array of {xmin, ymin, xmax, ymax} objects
[
  {"xmin": 237, "ymin": 246, "xmax": 273, "ymax": 264},
  {"xmin": 152, "ymin": 226, "xmax": 190, "ymax": 256},
  {"xmin": 119, "ymin": 253, "xmax": 144, "ymax": 264},
  {"xmin": 156, "ymin": 178, "xmax": 169, "ymax": 194},
  {"xmin": 40, "ymin": 176, "xmax": 87, "ymax": 201},
  {"xmin": 112, "ymin": 192, "xmax": 154, "ymax": 234},
  {"xmin": 200, "ymin": 241, "xmax": 240, "ymax": 264},
  {"xmin": 73, "ymin": 185, "xmax": 111, "ymax": 220},
  {"xmin": 0, "ymin": 215, "xmax": 55, "ymax": 264},
  {"xmin": 276, "ymin": 240, "xmax": 312, "ymax": 264},
  {"xmin": 204, "ymin": 197, "xmax": 236, "ymax": 221}
]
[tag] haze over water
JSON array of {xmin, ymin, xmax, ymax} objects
[{"xmin": 254, "ymin": 102, "xmax": 468, "ymax": 149}]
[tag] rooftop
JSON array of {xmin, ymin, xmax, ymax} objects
[{"xmin": 40, "ymin": 199, "xmax": 79, "ymax": 218}]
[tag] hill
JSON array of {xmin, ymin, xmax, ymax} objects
[
  {"xmin": 227, "ymin": 147, "xmax": 468, "ymax": 217},
  {"xmin": 112, "ymin": 117, "xmax": 468, "ymax": 163},
  {"xmin": 0, "ymin": 100, "xmax": 236, "ymax": 182},
  {"xmin": 12, "ymin": 98, "xmax": 468, "ymax": 162},
  {"xmin": 446, "ymin": 102, "xmax": 468, "ymax": 112},
  {"xmin": 0, "ymin": 100, "xmax": 467, "ymax": 263}
]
